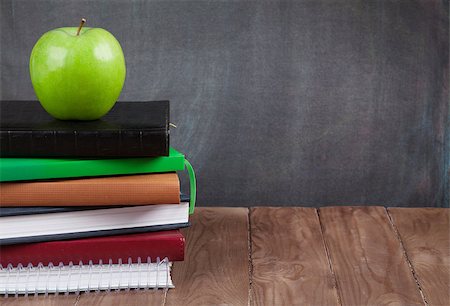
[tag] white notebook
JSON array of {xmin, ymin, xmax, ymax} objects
[
  {"xmin": 0, "ymin": 257, "xmax": 173, "ymax": 296},
  {"xmin": 0, "ymin": 202, "xmax": 189, "ymax": 245}
]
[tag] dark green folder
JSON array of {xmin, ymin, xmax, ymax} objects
[{"xmin": 0, "ymin": 147, "xmax": 197, "ymax": 213}]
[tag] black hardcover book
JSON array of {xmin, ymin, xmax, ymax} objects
[{"xmin": 0, "ymin": 101, "xmax": 169, "ymax": 157}]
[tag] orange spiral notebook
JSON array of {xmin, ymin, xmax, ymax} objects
[{"xmin": 0, "ymin": 173, "xmax": 180, "ymax": 206}]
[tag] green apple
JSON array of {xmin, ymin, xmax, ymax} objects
[{"xmin": 30, "ymin": 19, "xmax": 126, "ymax": 120}]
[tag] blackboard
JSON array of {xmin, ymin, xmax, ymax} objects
[{"xmin": 1, "ymin": 0, "xmax": 448, "ymax": 207}]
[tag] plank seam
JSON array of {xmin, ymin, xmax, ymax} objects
[
  {"xmin": 74, "ymin": 293, "xmax": 81, "ymax": 306},
  {"xmin": 247, "ymin": 207, "xmax": 253, "ymax": 306},
  {"xmin": 162, "ymin": 288, "xmax": 168, "ymax": 306},
  {"xmin": 385, "ymin": 208, "xmax": 429, "ymax": 306},
  {"xmin": 316, "ymin": 208, "xmax": 342, "ymax": 306}
]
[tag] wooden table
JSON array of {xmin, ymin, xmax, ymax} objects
[{"xmin": 3, "ymin": 207, "xmax": 449, "ymax": 306}]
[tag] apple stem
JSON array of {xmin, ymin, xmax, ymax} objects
[{"xmin": 76, "ymin": 18, "xmax": 86, "ymax": 36}]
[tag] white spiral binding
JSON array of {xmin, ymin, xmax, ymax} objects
[{"xmin": 0, "ymin": 257, "xmax": 173, "ymax": 296}]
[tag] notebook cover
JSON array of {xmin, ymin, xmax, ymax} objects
[
  {"xmin": 0, "ymin": 147, "xmax": 185, "ymax": 182},
  {"xmin": 0, "ymin": 230, "xmax": 185, "ymax": 266},
  {"xmin": 0, "ymin": 222, "xmax": 190, "ymax": 245},
  {"xmin": 0, "ymin": 101, "xmax": 169, "ymax": 157},
  {"xmin": 0, "ymin": 173, "xmax": 180, "ymax": 206},
  {"xmin": 0, "ymin": 194, "xmax": 190, "ymax": 217}
]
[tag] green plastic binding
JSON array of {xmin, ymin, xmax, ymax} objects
[{"xmin": 184, "ymin": 159, "xmax": 196, "ymax": 214}]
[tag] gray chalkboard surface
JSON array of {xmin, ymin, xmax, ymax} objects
[{"xmin": 1, "ymin": 0, "xmax": 448, "ymax": 207}]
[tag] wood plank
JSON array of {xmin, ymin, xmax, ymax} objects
[
  {"xmin": 165, "ymin": 207, "xmax": 249, "ymax": 306},
  {"xmin": 76, "ymin": 290, "xmax": 165, "ymax": 306},
  {"xmin": 319, "ymin": 206, "xmax": 424, "ymax": 305},
  {"xmin": 250, "ymin": 207, "xmax": 339, "ymax": 305},
  {"xmin": 388, "ymin": 208, "xmax": 450, "ymax": 306},
  {"xmin": 0, "ymin": 295, "xmax": 77, "ymax": 306}
]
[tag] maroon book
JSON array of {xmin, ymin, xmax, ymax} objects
[{"xmin": 0, "ymin": 230, "xmax": 185, "ymax": 267}]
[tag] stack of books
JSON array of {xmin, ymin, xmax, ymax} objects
[{"xmin": 0, "ymin": 101, "xmax": 196, "ymax": 295}]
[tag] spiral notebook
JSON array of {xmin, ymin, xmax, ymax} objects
[{"xmin": 0, "ymin": 257, "xmax": 173, "ymax": 295}]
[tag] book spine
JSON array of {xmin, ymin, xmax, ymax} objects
[
  {"xmin": 0, "ymin": 148, "xmax": 186, "ymax": 183},
  {"xmin": 0, "ymin": 129, "xmax": 169, "ymax": 157},
  {"xmin": 0, "ymin": 173, "xmax": 181, "ymax": 206},
  {"xmin": 0, "ymin": 232, "xmax": 185, "ymax": 266}
]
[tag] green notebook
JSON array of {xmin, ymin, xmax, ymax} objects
[{"xmin": 0, "ymin": 147, "xmax": 197, "ymax": 213}]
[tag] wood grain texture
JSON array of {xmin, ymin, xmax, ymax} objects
[
  {"xmin": 165, "ymin": 207, "xmax": 249, "ymax": 306},
  {"xmin": 76, "ymin": 290, "xmax": 165, "ymax": 306},
  {"xmin": 319, "ymin": 206, "xmax": 424, "ymax": 305},
  {"xmin": 0, "ymin": 295, "xmax": 77, "ymax": 306},
  {"xmin": 388, "ymin": 208, "xmax": 450, "ymax": 306},
  {"xmin": 4, "ymin": 207, "xmax": 449, "ymax": 305},
  {"xmin": 250, "ymin": 207, "xmax": 339, "ymax": 305}
]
